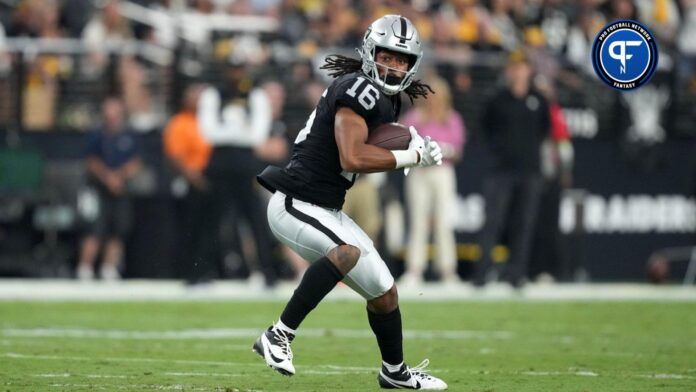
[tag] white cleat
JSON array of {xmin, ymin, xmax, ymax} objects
[
  {"xmin": 252, "ymin": 326, "xmax": 296, "ymax": 376},
  {"xmin": 76, "ymin": 265, "xmax": 94, "ymax": 281},
  {"xmin": 100, "ymin": 265, "xmax": 121, "ymax": 281},
  {"xmin": 378, "ymin": 359, "xmax": 448, "ymax": 390}
]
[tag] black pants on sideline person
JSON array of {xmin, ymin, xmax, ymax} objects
[
  {"xmin": 474, "ymin": 171, "xmax": 543, "ymax": 287},
  {"xmin": 204, "ymin": 146, "xmax": 279, "ymax": 287},
  {"xmin": 179, "ymin": 186, "xmax": 218, "ymax": 284},
  {"xmin": 208, "ymin": 171, "xmax": 279, "ymax": 287}
]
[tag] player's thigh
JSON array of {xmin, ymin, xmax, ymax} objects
[
  {"xmin": 340, "ymin": 214, "xmax": 394, "ymax": 300},
  {"xmin": 266, "ymin": 192, "xmax": 343, "ymax": 262}
]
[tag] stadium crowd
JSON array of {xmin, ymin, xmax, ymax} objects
[
  {"xmin": 0, "ymin": 0, "xmax": 694, "ymax": 132},
  {"xmin": 0, "ymin": 0, "xmax": 694, "ymax": 285}
]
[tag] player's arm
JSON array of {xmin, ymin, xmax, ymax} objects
[{"xmin": 335, "ymin": 107, "xmax": 418, "ymax": 173}]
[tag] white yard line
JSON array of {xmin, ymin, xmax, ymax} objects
[
  {"xmin": 522, "ymin": 370, "xmax": 696, "ymax": 380},
  {"xmin": 4, "ymin": 352, "xmax": 240, "ymax": 367},
  {"xmin": 4, "ymin": 352, "xmax": 408, "ymax": 374},
  {"xmin": 638, "ymin": 373, "xmax": 695, "ymax": 380},
  {"xmin": 302, "ymin": 370, "xmax": 371, "ymax": 375},
  {"xmin": 1, "ymin": 327, "xmax": 512, "ymax": 340},
  {"xmin": 0, "ymin": 279, "xmax": 694, "ymax": 301},
  {"xmin": 163, "ymin": 372, "xmax": 241, "ymax": 378},
  {"xmin": 34, "ymin": 373, "xmax": 134, "ymax": 379},
  {"xmin": 47, "ymin": 384, "xmax": 211, "ymax": 391},
  {"xmin": 522, "ymin": 370, "xmax": 599, "ymax": 377}
]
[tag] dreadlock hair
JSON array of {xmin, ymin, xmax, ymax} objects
[{"xmin": 320, "ymin": 54, "xmax": 434, "ymax": 103}]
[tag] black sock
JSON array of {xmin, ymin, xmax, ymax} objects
[
  {"xmin": 280, "ymin": 257, "xmax": 343, "ymax": 330},
  {"xmin": 367, "ymin": 306, "xmax": 403, "ymax": 366}
]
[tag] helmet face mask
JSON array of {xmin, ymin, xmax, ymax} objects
[{"xmin": 358, "ymin": 15, "xmax": 423, "ymax": 96}]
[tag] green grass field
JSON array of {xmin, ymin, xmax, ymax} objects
[{"xmin": 1, "ymin": 300, "xmax": 695, "ymax": 391}]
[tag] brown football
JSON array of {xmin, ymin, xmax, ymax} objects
[{"xmin": 367, "ymin": 123, "xmax": 411, "ymax": 150}]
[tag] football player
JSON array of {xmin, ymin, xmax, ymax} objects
[{"xmin": 254, "ymin": 15, "xmax": 446, "ymax": 389}]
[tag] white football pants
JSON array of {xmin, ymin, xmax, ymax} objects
[{"xmin": 267, "ymin": 191, "xmax": 394, "ymax": 300}]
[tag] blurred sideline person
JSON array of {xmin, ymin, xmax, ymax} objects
[
  {"xmin": 401, "ymin": 75, "xmax": 466, "ymax": 286},
  {"xmin": 343, "ymin": 174, "xmax": 384, "ymax": 243},
  {"xmin": 253, "ymin": 80, "xmax": 310, "ymax": 281},
  {"xmin": 531, "ymin": 82, "xmax": 574, "ymax": 281},
  {"xmin": 76, "ymin": 97, "xmax": 142, "ymax": 281},
  {"xmin": 197, "ymin": 72, "xmax": 279, "ymax": 288},
  {"xmin": 162, "ymin": 84, "xmax": 216, "ymax": 284},
  {"xmin": 254, "ymin": 15, "xmax": 448, "ymax": 389},
  {"xmin": 474, "ymin": 50, "xmax": 548, "ymax": 289}
]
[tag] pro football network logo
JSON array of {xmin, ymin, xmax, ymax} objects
[{"xmin": 591, "ymin": 20, "xmax": 658, "ymax": 90}]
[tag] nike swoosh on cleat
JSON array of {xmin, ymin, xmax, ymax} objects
[
  {"xmin": 381, "ymin": 372, "xmax": 418, "ymax": 388},
  {"xmin": 269, "ymin": 352, "xmax": 285, "ymax": 364}
]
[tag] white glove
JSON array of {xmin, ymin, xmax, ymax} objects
[
  {"xmin": 403, "ymin": 126, "xmax": 425, "ymax": 176},
  {"xmin": 403, "ymin": 127, "xmax": 442, "ymax": 175},
  {"xmin": 421, "ymin": 136, "xmax": 443, "ymax": 167}
]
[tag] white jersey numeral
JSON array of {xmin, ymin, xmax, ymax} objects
[{"xmin": 346, "ymin": 76, "xmax": 379, "ymax": 110}]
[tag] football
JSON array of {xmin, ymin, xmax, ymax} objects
[{"xmin": 367, "ymin": 122, "xmax": 411, "ymax": 150}]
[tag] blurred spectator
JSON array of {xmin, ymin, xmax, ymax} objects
[
  {"xmin": 565, "ymin": 9, "xmax": 605, "ymax": 76},
  {"xmin": 473, "ymin": 51, "xmax": 548, "ymax": 288},
  {"xmin": 606, "ymin": 0, "xmax": 639, "ymax": 20},
  {"xmin": 282, "ymin": 62, "xmax": 324, "ymax": 141},
  {"xmin": 190, "ymin": 0, "xmax": 216, "ymax": 13},
  {"xmin": 82, "ymin": 0, "xmax": 133, "ymax": 48},
  {"xmin": 523, "ymin": 25, "xmax": 560, "ymax": 84},
  {"xmin": 253, "ymin": 80, "xmax": 310, "ymax": 280},
  {"xmin": 118, "ymin": 56, "xmax": 161, "ymax": 132},
  {"xmin": 401, "ymin": 75, "xmax": 466, "ymax": 286},
  {"xmin": 536, "ymin": 0, "xmax": 571, "ymax": 54},
  {"xmin": 6, "ymin": 0, "xmax": 43, "ymax": 37},
  {"xmin": 34, "ymin": 0, "xmax": 64, "ymax": 39},
  {"xmin": 429, "ymin": 11, "xmax": 468, "ymax": 62},
  {"xmin": 82, "ymin": 0, "xmax": 133, "ymax": 73},
  {"xmin": 0, "ymin": 21, "xmax": 10, "ymax": 127},
  {"xmin": 447, "ymin": 0, "xmax": 497, "ymax": 49},
  {"xmin": 635, "ymin": 0, "xmax": 680, "ymax": 44},
  {"xmin": 276, "ymin": 0, "xmax": 310, "ymax": 45},
  {"xmin": 0, "ymin": 21, "xmax": 8, "ymax": 74},
  {"xmin": 162, "ymin": 84, "xmax": 215, "ymax": 284},
  {"xmin": 252, "ymin": 81, "xmax": 290, "ymax": 168},
  {"xmin": 318, "ymin": 0, "xmax": 360, "ymax": 46},
  {"xmin": 20, "ymin": 0, "xmax": 67, "ymax": 130},
  {"xmin": 197, "ymin": 70, "xmax": 280, "ymax": 288},
  {"xmin": 530, "ymin": 83, "xmax": 574, "ymax": 281},
  {"xmin": 677, "ymin": 0, "xmax": 696, "ymax": 83},
  {"xmin": 343, "ymin": 174, "xmax": 383, "ymax": 243},
  {"xmin": 487, "ymin": 0, "xmax": 520, "ymax": 51},
  {"xmin": 77, "ymin": 97, "xmax": 142, "ymax": 281},
  {"xmin": 61, "ymin": 0, "xmax": 94, "ymax": 38}
]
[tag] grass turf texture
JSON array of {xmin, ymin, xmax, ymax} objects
[{"xmin": 1, "ymin": 301, "xmax": 694, "ymax": 391}]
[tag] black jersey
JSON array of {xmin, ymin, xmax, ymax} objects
[{"xmin": 258, "ymin": 72, "xmax": 401, "ymax": 210}]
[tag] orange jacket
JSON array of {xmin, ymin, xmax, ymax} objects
[{"xmin": 163, "ymin": 112, "xmax": 212, "ymax": 172}]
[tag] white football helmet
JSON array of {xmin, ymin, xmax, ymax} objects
[{"xmin": 357, "ymin": 15, "xmax": 423, "ymax": 96}]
